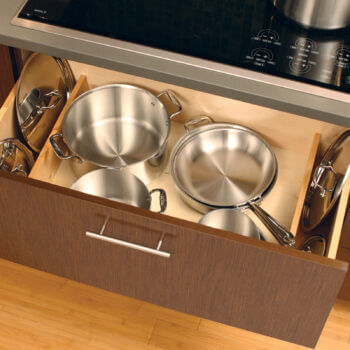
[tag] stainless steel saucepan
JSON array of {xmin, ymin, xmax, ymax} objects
[
  {"xmin": 71, "ymin": 168, "xmax": 167, "ymax": 213},
  {"xmin": 170, "ymin": 117, "xmax": 296, "ymax": 247},
  {"xmin": 199, "ymin": 209, "xmax": 262, "ymax": 240},
  {"xmin": 50, "ymin": 84, "xmax": 182, "ymax": 168}
]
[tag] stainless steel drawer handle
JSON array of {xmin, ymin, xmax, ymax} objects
[{"xmin": 85, "ymin": 217, "xmax": 171, "ymax": 258}]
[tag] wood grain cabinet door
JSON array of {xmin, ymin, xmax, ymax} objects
[{"xmin": 0, "ymin": 172, "xmax": 347, "ymax": 348}]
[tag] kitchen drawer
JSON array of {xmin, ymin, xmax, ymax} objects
[{"xmin": 0, "ymin": 66, "xmax": 349, "ymax": 348}]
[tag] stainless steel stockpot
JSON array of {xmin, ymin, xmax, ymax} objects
[
  {"xmin": 71, "ymin": 168, "xmax": 167, "ymax": 213},
  {"xmin": 199, "ymin": 209, "xmax": 261, "ymax": 240},
  {"xmin": 273, "ymin": 0, "xmax": 350, "ymax": 30},
  {"xmin": 170, "ymin": 117, "xmax": 296, "ymax": 247},
  {"xmin": 50, "ymin": 84, "xmax": 182, "ymax": 168}
]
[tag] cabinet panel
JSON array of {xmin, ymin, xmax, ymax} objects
[
  {"xmin": 0, "ymin": 172, "xmax": 347, "ymax": 348},
  {"xmin": 0, "ymin": 45, "xmax": 14, "ymax": 105}
]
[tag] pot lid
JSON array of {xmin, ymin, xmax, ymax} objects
[
  {"xmin": 16, "ymin": 53, "xmax": 75, "ymax": 153},
  {"xmin": 302, "ymin": 130, "xmax": 350, "ymax": 231}
]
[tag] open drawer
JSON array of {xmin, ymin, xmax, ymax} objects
[{"xmin": 0, "ymin": 63, "xmax": 349, "ymax": 348}]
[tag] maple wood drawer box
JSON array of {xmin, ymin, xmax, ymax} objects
[{"xmin": 0, "ymin": 59, "xmax": 349, "ymax": 349}]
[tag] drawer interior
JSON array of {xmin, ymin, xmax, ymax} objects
[{"xmin": 0, "ymin": 59, "xmax": 349, "ymax": 259}]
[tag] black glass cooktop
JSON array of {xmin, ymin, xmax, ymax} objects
[{"xmin": 18, "ymin": 0, "xmax": 350, "ymax": 92}]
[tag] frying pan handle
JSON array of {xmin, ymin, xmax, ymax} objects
[
  {"xmin": 184, "ymin": 116, "xmax": 214, "ymax": 133},
  {"xmin": 157, "ymin": 91, "xmax": 182, "ymax": 119},
  {"xmin": 248, "ymin": 203, "xmax": 296, "ymax": 247},
  {"xmin": 50, "ymin": 133, "xmax": 82, "ymax": 162},
  {"xmin": 150, "ymin": 188, "xmax": 167, "ymax": 213}
]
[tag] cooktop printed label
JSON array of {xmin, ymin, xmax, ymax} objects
[
  {"xmin": 245, "ymin": 48, "xmax": 276, "ymax": 68},
  {"xmin": 333, "ymin": 46, "xmax": 350, "ymax": 69},
  {"xmin": 251, "ymin": 29, "xmax": 282, "ymax": 46}
]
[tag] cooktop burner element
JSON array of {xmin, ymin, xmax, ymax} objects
[{"xmin": 14, "ymin": 0, "xmax": 350, "ymax": 93}]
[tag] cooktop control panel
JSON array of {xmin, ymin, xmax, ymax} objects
[{"xmin": 16, "ymin": 0, "xmax": 350, "ymax": 92}]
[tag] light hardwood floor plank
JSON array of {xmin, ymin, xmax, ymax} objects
[{"xmin": 0, "ymin": 258, "xmax": 349, "ymax": 350}]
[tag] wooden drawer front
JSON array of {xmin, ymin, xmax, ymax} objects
[
  {"xmin": 0, "ymin": 173, "xmax": 347, "ymax": 348},
  {"xmin": 337, "ymin": 247, "xmax": 350, "ymax": 300},
  {"xmin": 339, "ymin": 205, "xmax": 350, "ymax": 249}
]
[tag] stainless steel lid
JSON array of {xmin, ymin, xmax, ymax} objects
[
  {"xmin": 300, "ymin": 235, "xmax": 326, "ymax": 256},
  {"xmin": 16, "ymin": 53, "xmax": 74, "ymax": 153},
  {"xmin": 0, "ymin": 138, "xmax": 35, "ymax": 176},
  {"xmin": 302, "ymin": 130, "xmax": 350, "ymax": 231}
]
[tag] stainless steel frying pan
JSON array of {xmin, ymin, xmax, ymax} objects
[{"xmin": 170, "ymin": 117, "xmax": 296, "ymax": 247}]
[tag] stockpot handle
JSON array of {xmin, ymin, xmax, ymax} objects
[
  {"xmin": 85, "ymin": 216, "xmax": 171, "ymax": 258},
  {"xmin": 157, "ymin": 90, "xmax": 182, "ymax": 119},
  {"xmin": 184, "ymin": 116, "xmax": 214, "ymax": 133},
  {"xmin": 248, "ymin": 202, "xmax": 296, "ymax": 247},
  {"xmin": 150, "ymin": 188, "xmax": 167, "ymax": 213},
  {"xmin": 50, "ymin": 133, "xmax": 82, "ymax": 162}
]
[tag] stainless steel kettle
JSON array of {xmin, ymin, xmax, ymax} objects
[{"xmin": 273, "ymin": 0, "xmax": 350, "ymax": 30}]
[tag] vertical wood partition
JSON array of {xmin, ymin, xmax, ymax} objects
[{"xmin": 29, "ymin": 75, "xmax": 89, "ymax": 181}]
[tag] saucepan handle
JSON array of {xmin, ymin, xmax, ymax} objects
[
  {"xmin": 157, "ymin": 90, "xmax": 182, "ymax": 119},
  {"xmin": 50, "ymin": 133, "xmax": 82, "ymax": 162},
  {"xmin": 150, "ymin": 188, "xmax": 167, "ymax": 213},
  {"xmin": 184, "ymin": 116, "xmax": 214, "ymax": 133},
  {"xmin": 248, "ymin": 202, "xmax": 296, "ymax": 247}
]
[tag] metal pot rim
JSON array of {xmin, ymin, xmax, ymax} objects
[
  {"xmin": 170, "ymin": 122, "xmax": 278, "ymax": 209},
  {"xmin": 61, "ymin": 83, "xmax": 172, "ymax": 168},
  {"xmin": 71, "ymin": 168, "xmax": 152, "ymax": 209}
]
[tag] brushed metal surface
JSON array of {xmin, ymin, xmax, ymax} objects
[
  {"xmin": 71, "ymin": 168, "xmax": 151, "ymax": 209},
  {"xmin": 61, "ymin": 84, "xmax": 171, "ymax": 168},
  {"xmin": 273, "ymin": 0, "xmax": 350, "ymax": 30},
  {"xmin": 199, "ymin": 209, "xmax": 261, "ymax": 240},
  {"xmin": 170, "ymin": 123, "xmax": 277, "ymax": 208}
]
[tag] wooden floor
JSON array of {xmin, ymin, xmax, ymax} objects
[{"xmin": 0, "ymin": 259, "xmax": 349, "ymax": 350}]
